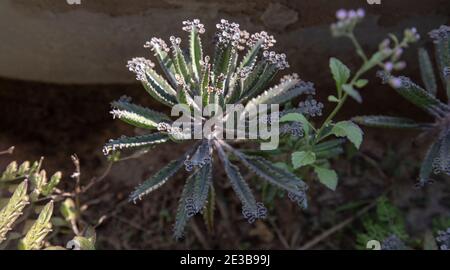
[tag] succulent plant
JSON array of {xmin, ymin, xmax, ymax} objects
[
  {"xmin": 354, "ymin": 25, "xmax": 450, "ymax": 187},
  {"xmin": 104, "ymin": 19, "xmax": 314, "ymax": 239}
]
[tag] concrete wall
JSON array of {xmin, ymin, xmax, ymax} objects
[{"xmin": 0, "ymin": 0, "xmax": 448, "ymax": 84}]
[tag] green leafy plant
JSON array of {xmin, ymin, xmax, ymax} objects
[
  {"xmin": 354, "ymin": 25, "xmax": 450, "ymax": 187},
  {"xmin": 104, "ymin": 19, "xmax": 316, "ymax": 239},
  {"xmin": 356, "ymin": 196, "xmax": 409, "ymax": 250},
  {"xmin": 0, "ymin": 153, "xmax": 96, "ymax": 250},
  {"xmin": 269, "ymin": 9, "xmax": 419, "ymax": 191}
]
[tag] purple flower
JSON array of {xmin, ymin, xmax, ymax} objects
[
  {"xmin": 336, "ymin": 9, "xmax": 347, "ymax": 20},
  {"xmin": 389, "ymin": 77, "xmax": 402, "ymax": 88},
  {"xmin": 384, "ymin": 62, "xmax": 394, "ymax": 72},
  {"xmin": 356, "ymin": 9, "xmax": 365, "ymax": 18}
]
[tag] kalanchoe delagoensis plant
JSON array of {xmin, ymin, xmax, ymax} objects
[
  {"xmin": 105, "ymin": 19, "xmax": 314, "ymax": 239},
  {"xmin": 354, "ymin": 25, "xmax": 450, "ymax": 187},
  {"xmin": 266, "ymin": 9, "xmax": 419, "ymax": 191}
]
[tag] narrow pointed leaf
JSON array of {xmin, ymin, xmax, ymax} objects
[
  {"xmin": 418, "ymin": 48, "xmax": 437, "ymax": 96},
  {"xmin": 419, "ymin": 139, "xmax": 441, "ymax": 185},
  {"xmin": 190, "ymin": 28, "xmax": 203, "ymax": 81},
  {"xmin": 103, "ymin": 133, "xmax": 169, "ymax": 155},
  {"xmin": 18, "ymin": 201, "xmax": 53, "ymax": 250},
  {"xmin": 0, "ymin": 181, "xmax": 29, "ymax": 243},
  {"xmin": 111, "ymin": 100, "xmax": 171, "ymax": 129},
  {"xmin": 129, "ymin": 154, "xmax": 186, "ymax": 202},
  {"xmin": 353, "ymin": 115, "xmax": 431, "ymax": 129},
  {"xmin": 173, "ymin": 173, "xmax": 197, "ymax": 240}
]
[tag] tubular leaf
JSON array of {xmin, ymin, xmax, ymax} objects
[
  {"xmin": 216, "ymin": 145, "xmax": 260, "ymax": 221},
  {"xmin": 190, "ymin": 27, "xmax": 203, "ymax": 81},
  {"xmin": 103, "ymin": 133, "xmax": 169, "ymax": 155},
  {"xmin": 419, "ymin": 139, "xmax": 441, "ymax": 185},
  {"xmin": 173, "ymin": 173, "xmax": 197, "ymax": 240},
  {"xmin": 111, "ymin": 100, "xmax": 171, "ymax": 129},
  {"xmin": 418, "ymin": 48, "xmax": 437, "ymax": 96},
  {"xmin": 129, "ymin": 154, "xmax": 187, "ymax": 203},
  {"xmin": 353, "ymin": 115, "xmax": 431, "ymax": 129},
  {"xmin": 232, "ymin": 150, "xmax": 308, "ymax": 208}
]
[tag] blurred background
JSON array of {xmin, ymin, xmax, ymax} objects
[{"xmin": 0, "ymin": 0, "xmax": 449, "ymax": 249}]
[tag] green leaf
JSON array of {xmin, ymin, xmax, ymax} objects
[
  {"xmin": 0, "ymin": 181, "xmax": 29, "ymax": 243},
  {"xmin": 331, "ymin": 121, "xmax": 364, "ymax": 149},
  {"xmin": 66, "ymin": 236, "xmax": 96, "ymax": 250},
  {"xmin": 328, "ymin": 95, "xmax": 339, "ymax": 103},
  {"xmin": 143, "ymin": 68, "xmax": 178, "ymax": 106},
  {"xmin": 103, "ymin": 133, "xmax": 169, "ymax": 156},
  {"xmin": 418, "ymin": 48, "xmax": 437, "ymax": 96},
  {"xmin": 111, "ymin": 100, "xmax": 171, "ymax": 130},
  {"xmin": 60, "ymin": 198, "xmax": 77, "ymax": 222},
  {"xmin": 418, "ymin": 139, "xmax": 441, "ymax": 185},
  {"xmin": 189, "ymin": 27, "xmax": 203, "ymax": 81},
  {"xmin": 239, "ymin": 40, "xmax": 262, "ymax": 69},
  {"xmin": 342, "ymin": 84, "xmax": 362, "ymax": 103},
  {"xmin": 292, "ymin": 151, "xmax": 316, "ymax": 169},
  {"xmin": 173, "ymin": 173, "xmax": 197, "ymax": 240},
  {"xmin": 233, "ymin": 151, "xmax": 308, "ymax": 208},
  {"xmin": 192, "ymin": 162, "xmax": 212, "ymax": 213},
  {"xmin": 355, "ymin": 79, "xmax": 369, "ymax": 88},
  {"xmin": 330, "ymin": 57, "xmax": 350, "ymax": 89},
  {"xmin": 352, "ymin": 115, "xmax": 430, "ymax": 129},
  {"xmin": 129, "ymin": 155, "xmax": 186, "ymax": 202},
  {"xmin": 392, "ymin": 76, "xmax": 447, "ymax": 115},
  {"xmin": 41, "ymin": 171, "xmax": 61, "ymax": 196},
  {"xmin": 280, "ymin": 113, "xmax": 312, "ymax": 135},
  {"xmin": 363, "ymin": 51, "xmax": 385, "ymax": 71},
  {"xmin": 202, "ymin": 185, "xmax": 215, "ymax": 233},
  {"xmin": 245, "ymin": 77, "xmax": 312, "ymax": 110},
  {"xmin": 18, "ymin": 201, "xmax": 53, "ymax": 250},
  {"xmin": 314, "ymin": 167, "xmax": 338, "ymax": 191}
]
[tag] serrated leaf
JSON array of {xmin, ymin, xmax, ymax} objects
[
  {"xmin": 392, "ymin": 76, "xmax": 448, "ymax": 115},
  {"xmin": 190, "ymin": 27, "xmax": 203, "ymax": 81},
  {"xmin": 245, "ymin": 77, "xmax": 303, "ymax": 109},
  {"xmin": 221, "ymin": 155, "xmax": 259, "ymax": 219},
  {"xmin": 19, "ymin": 201, "xmax": 53, "ymax": 250},
  {"xmin": 202, "ymin": 184, "xmax": 215, "ymax": 233},
  {"xmin": 111, "ymin": 100, "xmax": 170, "ymax": 129},
  {"xmin": 314, "ymin": 166, "xmax": 338, "ymax": 191},
  {"xmin": 171, "ymin": 43, "xmax": 191, "ymax": 86},
  {"xmin": 436, "ymin": 129, "xmax": 450, "ymax": 176},
  {"xmin": 192, "ymin": 162, "xmax": 212, "ymax": 213},
  {"xmin": 331, "ymin": 121, "xmax": 363, "ymax": 149},
  {"xmin": 292, "ymin": 151, "xmax": 316, "ymax": 169},
  {"xmin": 418, "ymin": 139, "xmax": 441, "ymax": 185},
  {"xmin": 233, "ymin": 150, "xmax": 308, "ymax": 208},
  {"xmin": 0, "ymin": 181, "xmax": 29, "ymax": 243},
  {"xmin": 173, "ymin": 173, "xmax": 197, "ymax": 240},
  {"xmin": 418, "ymin": 48, "xmax": 437, "ymax": 96},
  {"xmin": 129, "ymin": 155, "xmax": 186, "ymax": 203},
  {"xmin": 432, "ymin": 29, "xmax": 450, "ymax": 99},
  {"xmin": 103, "ymin": 133, "xmax": 169, "ymax": 156},
  {"xmin": 330, "ymin": 57, "xmax": 350, "ymax": 89},
  {"xmin": 352, "ymin": 115, "xmax": 430, "ymax": 129},
  {"xmin": 239, "ymin": 40, "xmax": 262, "ymax": 69},
  {"xmin": 342, "ymin": 84, "xmax": 362, "ymax": 103},
  {"xmin": 143, "ymin": 68, "xmax": 178, "ymax": 106}
]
